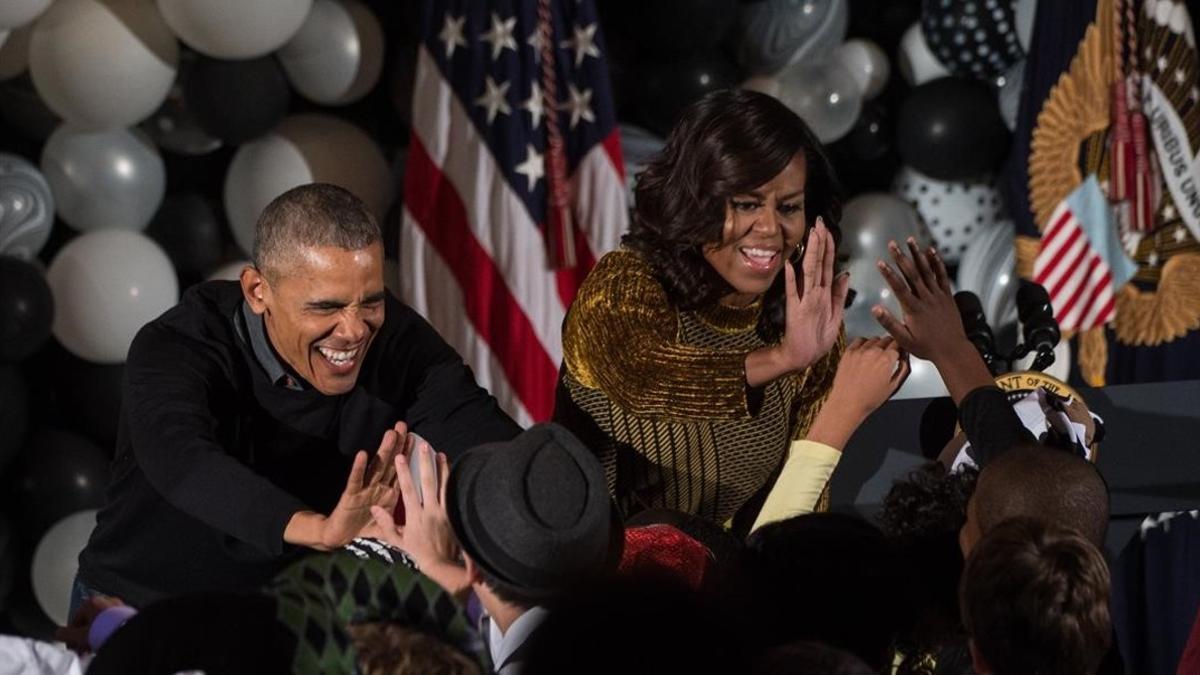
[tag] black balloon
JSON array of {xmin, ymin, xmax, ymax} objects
[
  {"xmin": 52, "ymin": 357, "xmax": 124, "ymax": 449},
  {"xmin": 0, "ymin": 367, "xmax": 28, "ymax": 476},
  {"xmin": 0, "ymin": 256, "xmax": 53, "ymax": 363},
  {"xmin": 896, "ymin": 77, "xmax": 1009, "ymax": 180},
  {"xmin": 146, "ymin": 193, "xmax": 225, "ymax": 281},
  {"xmin": 637, "ymin": 53, "xmax": 741, "ymax": 137},
  {"xmin": 0, "ymin": 515, "xmax": 14, "ymax": 614},
  {"xmin": 848, "ymin": 0, "xmax": 920, "ymax": 55},
  {"xmin": 8, "ymin": 429, "xmax": 110, "ymax": 539},
  {"xmin": 183, "ymin": 55, "xmax": 290, "ymax": 145},
  {"xmin": 920, "ymin": 0, "xmax": 1025, "ymax": 81},
  {"xmin": 620, "ymin": 0, "xmax": 737, "ymax": 56},
  {"xmin": 829, "ymin": 99, "xmax": 901, "ymax": 193}
]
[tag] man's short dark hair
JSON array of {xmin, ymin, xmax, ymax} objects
[
  {"xmin": 960, "ymin": 517, "xmax": 1111, "ymax": 675},
  {"xmin": 253, "ymin": 183, "xmax": 381, "ymax": 280},
  {"xmin": 974, "ymin": 445, "xmax": 1110, "ymax": 546}
]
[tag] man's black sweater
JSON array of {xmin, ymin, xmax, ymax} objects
[{"xmin": 78, "ymin": 281, "xmax": 520, "ymax": 607}]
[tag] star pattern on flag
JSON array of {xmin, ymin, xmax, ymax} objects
[
  {"xmin": 563, "ymin": 84, "xmax": 595, "ymax": 128},
  {"xmin": 561, "ymin": 23, "xmax": 600, "ymax": 67},
  {"xmin": 481, "ymin": 12, "xmax": 517, "ymax": 61},
  {"xmin": 439, "ymin": 14, "xmax": 467, "ymax": 59},
  {"xmin": 527, "ymin": 27, "xmax": 546, "ymax": 62},
  {"xmin": 523, "ymin": 81, "xmax": 545, "ymax": 127},
  {"xmin": 514, "ymin": 144, "xmax": 545, "ymax": 192},
  {"xmin": 476, "ymin": 76, "xmax": 512, "ymax": 123}
]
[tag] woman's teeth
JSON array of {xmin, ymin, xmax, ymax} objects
[
  {"xmin": 740, "ymin": 247, "xmax": 779, "ymax": 265},
  {"xmin": 318, "ymin": 346, "xmax": 358, "ymax": 366}
]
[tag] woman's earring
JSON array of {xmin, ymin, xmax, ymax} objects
[{"xmin": 790, "ymin": 241, "xmax": 803, "ymax": 264}]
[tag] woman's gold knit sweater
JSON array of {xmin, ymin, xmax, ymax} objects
[{"xmin": 554, "ymin": 249, "xmax": 842, "ymax": 525}]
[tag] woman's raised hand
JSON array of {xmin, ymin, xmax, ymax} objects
[{"xmin": 779, "ymin": 217, "xmax": 849, "ymax": 371}]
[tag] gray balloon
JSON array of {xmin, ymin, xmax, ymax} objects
[
  {"xmin": 0, "ymin": 153, "xmax": 54, "ymax": 260},
  {"xmin": 839, "ymin": 193, "xmax": 933, "ymax": 338},
  {"xmin": 738, "ymin": 0, "xmax": 849, "ymax": 75},
  {"xmin": 41, "ymin": 124, "xmax": 165, "ymax": 232}
]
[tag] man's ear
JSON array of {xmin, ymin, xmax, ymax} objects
[
  {"xmin": 968, "ymin": 638, "xmax": 991, "ymax": 675},
  {"xmin": 240, "ymin": 265, "xmax": 270, "ymax": 315}
]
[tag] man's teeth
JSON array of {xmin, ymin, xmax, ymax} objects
[
  {"xmin": 741, "ymin": 247, "xmax": 778, "ymax": 260},
  {"xmin": 318, "ymin": 346, "xmax": 358, "ymax": 365}
]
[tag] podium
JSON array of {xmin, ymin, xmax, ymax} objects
[{"xmin": 830, "ymin": 379, "xmax": 1200, "ymax": 556}]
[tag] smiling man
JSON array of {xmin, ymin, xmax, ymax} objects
[{"xmin": 74, "ymin": 183, "xmax": 520, "ymax": 612}]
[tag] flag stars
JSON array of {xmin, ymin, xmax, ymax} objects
[
  {"xmin": 561, "ymin": 23, "xmax": 601, "ymax": 67},
  {"xmin": 1175, "ymin": 67, "xmax": 1188, "ymax": 84},
  {"xmin": 1147, "ymin": 251, "xmax": 1160, "ymax": 266},
  {"xmin": 523, "ymin": 81, "xmax": 545, "ymax": 128},
  {"xmin": 1164, "ymin": 203, "xmax": 1178, "ymax": 220},
  {"xmin": 481, "ymin": 13, "xmax": 517, "ymax": 61},
  {"xmin": 1190, "ymin": 86, "xmax": 1200, "ymax": 102},
  {"xmin": 476, "ymin": 76, "xmax": 512, "ymax": 124},
  {"xmin": 563, "ymin": 84, "xmax": 595, "ymax": 128},
  {"xmin": 439, "ymin": 14, "xmax": 467, "ymax": 59},
  {"xmin": 514, "ymin": 144, "xmax": 545, "ymax": 192},
  {"xmin": 1174, "ymin": 226, "xmax": 1189, "ymax": 243},
  {"xmin": 527, "ymin": 27, "xmax": 547, "ymax": 62},
  {"xmin": 1158, "ymin": 55, "xmax": 1169, "ymax": 71}
]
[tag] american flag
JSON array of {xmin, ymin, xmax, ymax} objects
[
  {"xmin": 1033, "ymin": 188, "xmax": 1121, "ymax": 332},
  {"xmin": 401, "ymin": 0, "xmax": 627, "ymax": 426}
]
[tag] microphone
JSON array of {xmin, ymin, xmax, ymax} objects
[
  {"xmin": 1017, "ymin": 281, "xmax": 1060, "ymax": 371},
  {"xmin": 954, "ymin": 291, "xmax": 999, "ymax": 374}
]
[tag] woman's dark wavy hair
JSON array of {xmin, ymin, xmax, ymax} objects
[{"xmin": 623, "ymin": 88, "xmax": 842, "ymax": 341}]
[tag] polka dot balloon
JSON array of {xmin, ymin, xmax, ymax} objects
[
  {"xmin": 920, "ymin": 0, "xmax": 1025, "ymax": 81},
  {"xmin": 892, "ymin": 164, "xmax": 1006, "ymax": 264}
]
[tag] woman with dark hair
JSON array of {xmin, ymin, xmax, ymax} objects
[{"xmin": 554, "ymin": 89, "xmax": 849, "ymax": 527}]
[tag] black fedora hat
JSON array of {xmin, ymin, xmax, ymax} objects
[{"xmin": 446, "ymin": 423, "xmax": 621, "ymax": 601}]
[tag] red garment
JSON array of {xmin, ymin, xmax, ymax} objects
[
  {"xmin": 1178, "ymin": 606, "xmax": 1200, "ymax": 675},
  {"xmin": 618, "ymin": 525, "xmax": 711, "ymax": 591}
]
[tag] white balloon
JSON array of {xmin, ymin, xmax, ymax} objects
[
  {"xmin": 47, "ymin": 230, "xmax": 179, "ymax": 363},
  {"xmin": 157, "ymin": 0, "xmax": 313, "ymax": 59},
  {"xmin": 224, "ymin": 135, "xmax": 312, "ymax": 256},
  {"xmin": 1014, "ymin": 0, "xmax": 1038, "ymax": 53},
  {"xmin": 892, "ymin": 165, "xmax": 1006, "ymax": 265},
  {"xmin": 32, "ymin": 510, "xmax": 97, "ymax": 627},
  {"xmin": 41, "ymin": 125, "xmax": 166, "ymax": 232},
  {"xmin": 29, "ymin": 0, "xmax": 178, "ymax": 130},
  {"xmin": 957, "ymin": 218, "xmax": 1018, "ymax": 331},
  {"xmin": 0, "ymin": 0, "xmax": 52, "ymax": 30},
  {"xmin": 776, "ymin": 56, "xmax": 863, "ymax": 143},
  {"xmin": 996, "ymin": 59, "xmax": 1026, "ymax": 131},
  {"xmin": 897, "ymin": 22, "xmax": 949, "ymax": 86},
  {"xmin": 224, "ymin": 114, "xmax": 393, "ymax": 256},
  {"xmin": 278, "ymin": 0, "xmax": 385, "ymax": 105},
  {"xmin": 892, "ymin": 357, "xmax": 949, "ymax": 400},
  {"xmin": 207, "ymin": 259, "xmax": 251, "ymax": 282},
  {"xmin": 834, "ymin": 38, "xmax": 890, "ymax": 99}
]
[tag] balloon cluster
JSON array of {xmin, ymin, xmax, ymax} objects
[
  {"xmin": 599, "ymin": 0, "xmax": 1026, "ymax": 398},
  {"xmin": 0, "ymin": 0, "xmax": 408, "ymax": 634}
]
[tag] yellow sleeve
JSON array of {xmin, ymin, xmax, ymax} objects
[
  {"xmin": 562, "ymin": 250, "xmax": 753, "ymax": 419},
  {"xmin": 750, "ymin": 439, "xmax": 843, "ymax": 533}
]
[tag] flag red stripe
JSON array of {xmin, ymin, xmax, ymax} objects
[
  {"xmin": 1035, "ymin": 225, "xmax": 1083, "ymax": 285},
  {"xmin": 1047, "ymin": 231, "xmax": 1091, "ymax": 299},
  {"xmin": 1056, "ymin": 254, "xmax": 1103, "ymax": 321},
  {"xmin": 405, "ymin": 136, "xmax": 558, "ymax": 420},
  {"xmin": 1074, "ymin": 269, "xmax": 1115, "ymax": 328},
  {"xmin": 1042, "ymin": 207, "xmax": 1074, "ymax": 244}
]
